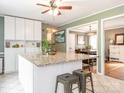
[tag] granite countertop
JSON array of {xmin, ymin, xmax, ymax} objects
[{"xmin": 20, "ymin": 52, "xmax": 97, "ymax": 67}]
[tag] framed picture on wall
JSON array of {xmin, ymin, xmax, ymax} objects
[
  {"xmin": 55, "ymin": 31, "xmax": 65, "ymax": 43},
  {"xmin": 115, "ymin": 33, "xmax": 124, "ymax": 45}
]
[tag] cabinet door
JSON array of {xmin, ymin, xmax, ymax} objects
[
  {"xmin": 5, "ymin": 16, "xmax": 15, "ymax": 40},
  {"xmin": 15, "ymin": 18, "xmax": 25, "ymax": 40},
  {"xmin": 5, "ymin": 48, "xmax": 16, "ymax": 73},
  {"xmin": 25, "ymin": 19, "xmax": 34, "ymax": 40},
  {"xmin": 34, "ymin": 21, "xmax": 42, "ymax": 41},
  {"xmin": 119, "ymin": 46, "xmax": 124, "ymax": 62}
]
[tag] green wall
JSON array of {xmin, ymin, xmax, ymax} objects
[
  {"xmin": 0, "ymin": 17, "xmax": 4, "ymax": 52},
  {"xmin": 58, "ymin": 5, "xmax": 124, "ymax": 73},
  {"xmin": 59, "ymin": 5, "xmax": 124, "ymax": 30}
]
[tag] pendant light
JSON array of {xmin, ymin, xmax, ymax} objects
[{"xmin": 87, "ymin": 25, "xmax": 96, "ymax": 36}]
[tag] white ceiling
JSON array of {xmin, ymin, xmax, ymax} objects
[
  {"xmin": 0, "ymin": 0, "xmax": 124, "ymax": 26},
  {"xmin": 104, "ymin": 16, "xmax": 124, "ymax": 30},
  {"xmin": 71, "ymin": 23, "xmax": 97, "ymax": 33}
]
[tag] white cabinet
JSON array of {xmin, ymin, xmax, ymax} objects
[
  {"xmin": 4, "ymin": 16, "xmax": 42, "ymax": 73},
  {"xmin": 4, "ymin": 16, "xmax": 15, "ymax": 40},
  {"xmin": 15, "ymin": 18, "xmax": 25, "ymax": 40},
  {"xmin": 5, "ymin": 48, "xmax": 16, "ymax": 73},
  {"xmin": 34, "ymin": 21, "xmax": 42, "ymax": 41},
  {"xmin": 109, "ymin": 45, "xmax": 124, "ymax": 62},
  {"xmin": 119, "ymin": 46, "xmax": 124, "ymax": 62},
  {"xmin": 25, "ymin": 19, "xmax": 34, "ymax": 40},
  {"xmin": 5, "ymin": 48, "xmax": 25, "ymax": 73}
]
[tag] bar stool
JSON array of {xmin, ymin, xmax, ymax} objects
[
  {"xmin": 55, "ymin": 73, "xmax": 80, "ymax": 93},
  {"xmin": 73, "ymin": 69, "xmax": 94, "ymax": 93}
]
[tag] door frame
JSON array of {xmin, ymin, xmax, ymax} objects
[
  {"xmin": 66, "ymin": 21, "xmax": 99, "ymax": 74},
  {"xmin": 101, "ymin": 14, "xmax": 124, "ymax": 75}
]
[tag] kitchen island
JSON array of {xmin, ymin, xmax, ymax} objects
[{"xmin": 18, "ymin": 52, "xmax": 97, "ymax": 93}]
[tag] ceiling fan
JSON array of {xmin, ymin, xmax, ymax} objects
[{"xmin": 36, "ymin": 0, "xmax": 72, "ymax": 16}]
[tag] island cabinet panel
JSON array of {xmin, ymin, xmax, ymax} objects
[
  {"xmin": 25, "ymin": 19, "xmax": 34, "ymax": 40},
  {"xmin": 15, "ymin": 18, "xmax": 25, "ymax": 40},
  {"xmin": 4, "ymin": 16, "xmax": 15, "ymax": 40},
  {"xmin": 34, "ymin": 21, "xmax": 42, "ymax": 41},
  {"xmin": 18, "ymin": 53, "xmax": 95, "ymax": 93}
]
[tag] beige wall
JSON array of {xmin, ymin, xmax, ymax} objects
[{"xmin": 105, "ymin": 28, "xmax": 124, "ymax": 57}]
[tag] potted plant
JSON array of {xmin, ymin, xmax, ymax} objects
[
  {"xmin": 85, "ymin": 45, "xmax": 91, "ymax": 50},
  {"xmin": 42, "ymin": 39, "xmax": 49, "ymax": 55}
]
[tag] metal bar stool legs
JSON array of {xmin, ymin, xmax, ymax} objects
[
  {"xmin": 73, "ymin": 69, "xmax": 94, "ymax": 93},
  {"xmin": 89, "ymin": 74, "xmax": 94, "ymax": 93}
]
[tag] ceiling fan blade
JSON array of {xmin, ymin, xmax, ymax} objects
[
  {"xmin": 42, "ymin": 9, "xmax": 50, "ymax": 14},
  {"xmin": 36, "ymin": 3, "xmax": 49, "ymax": 7},
  {"xmin": 59, "ymin": 6, "xmax": 72, "ymax": 10}
]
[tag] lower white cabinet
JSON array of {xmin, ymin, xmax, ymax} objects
[
  {"xmin": 109, "ymin": 45, "xmax": 124, "ymax": 62},
  {"xmin": 5, "ymin": 48, "xmax": 25, "ymax": 73}
]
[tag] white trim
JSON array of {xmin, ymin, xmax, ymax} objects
[
  {"xmin": 59, "ymin": 3, "xmax": 124, "ymax": 27},
  {"xmin": 68, "ymin": 21, "xmax": 98, "ymax": 30},
  {"xmin": 101, "ymin": 13, "xmax": 124, "ymax": 75},
  {"xmin": 100, "ymin": 20, "xmax": 105, "ymax": 75},
  {"xmin": 66, "ymin": 21, "xmax": 100, "ymax": 74},
  {"xmin": 104, "ymin": 25, "xmax": 124, "ymax": 31}
]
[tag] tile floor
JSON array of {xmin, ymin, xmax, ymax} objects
[{"xmin": 0, "ymin": 73, "xmax": 124, "ymax": 93}]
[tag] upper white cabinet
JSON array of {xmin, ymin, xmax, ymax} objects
[
  {"xmin": 5, "ymin": 16, "xmax": 42, "ymax": 41},
  {"xmin": 15, "ymin": 18, "xmax": 25, "ymax": 40},
  {"xmin": 34, "ymin": 21, "xmax": 42, "ymax": 41},
  {"xmin": 5, "ymin": 16, "xmax": 15, "ymax": 40},
  {"xmin": 25, "ymin": 19, "xmax": 34, "ymax": 40}
]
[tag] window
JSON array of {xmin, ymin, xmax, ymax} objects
[
  {"xmin": 77, "ymin": 35, "xmax": 84, "ymax": 45},
  {"xmin": 89, "ymin": 35, "xmax": 97, "ymax": 49}
]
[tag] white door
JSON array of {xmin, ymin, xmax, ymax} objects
[
  {"xmin": 69, "ymin": 34, "xmax": 75, "ymax": 52},
  {"xmin": 4, "ymin": 16, "xmax": 15, "ymax": 40},
  {"xmin": 25, "ymin": 19, "xmax": 34, "ymax": 40},
  {"xmin": 15, "ymin": 18, "xmax": 25, "ymax": 40},
  {"xmin": 34, "ymin": 21, "xmax": 42, "ymax": 41}
]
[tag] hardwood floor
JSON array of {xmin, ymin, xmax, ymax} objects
[{"xmin": 105, "ymin": 61, "xmax": 124, "ymax": 80}]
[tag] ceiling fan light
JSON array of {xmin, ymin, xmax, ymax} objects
[
  {"xmin": 48, "ymin": 9, "xmax": 53, "ymax": 15},
  {"xmin": 54, "ymin": 9, "xmax": 59, "ymax": 16}
]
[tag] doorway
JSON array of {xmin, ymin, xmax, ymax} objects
[
  {"xmin": 103, "ymin": 15, "xmax": 124, "ymax": 80},
  {"xmin": 66, "ymin": 21, "xmax": 98, "ymax": 73}
]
